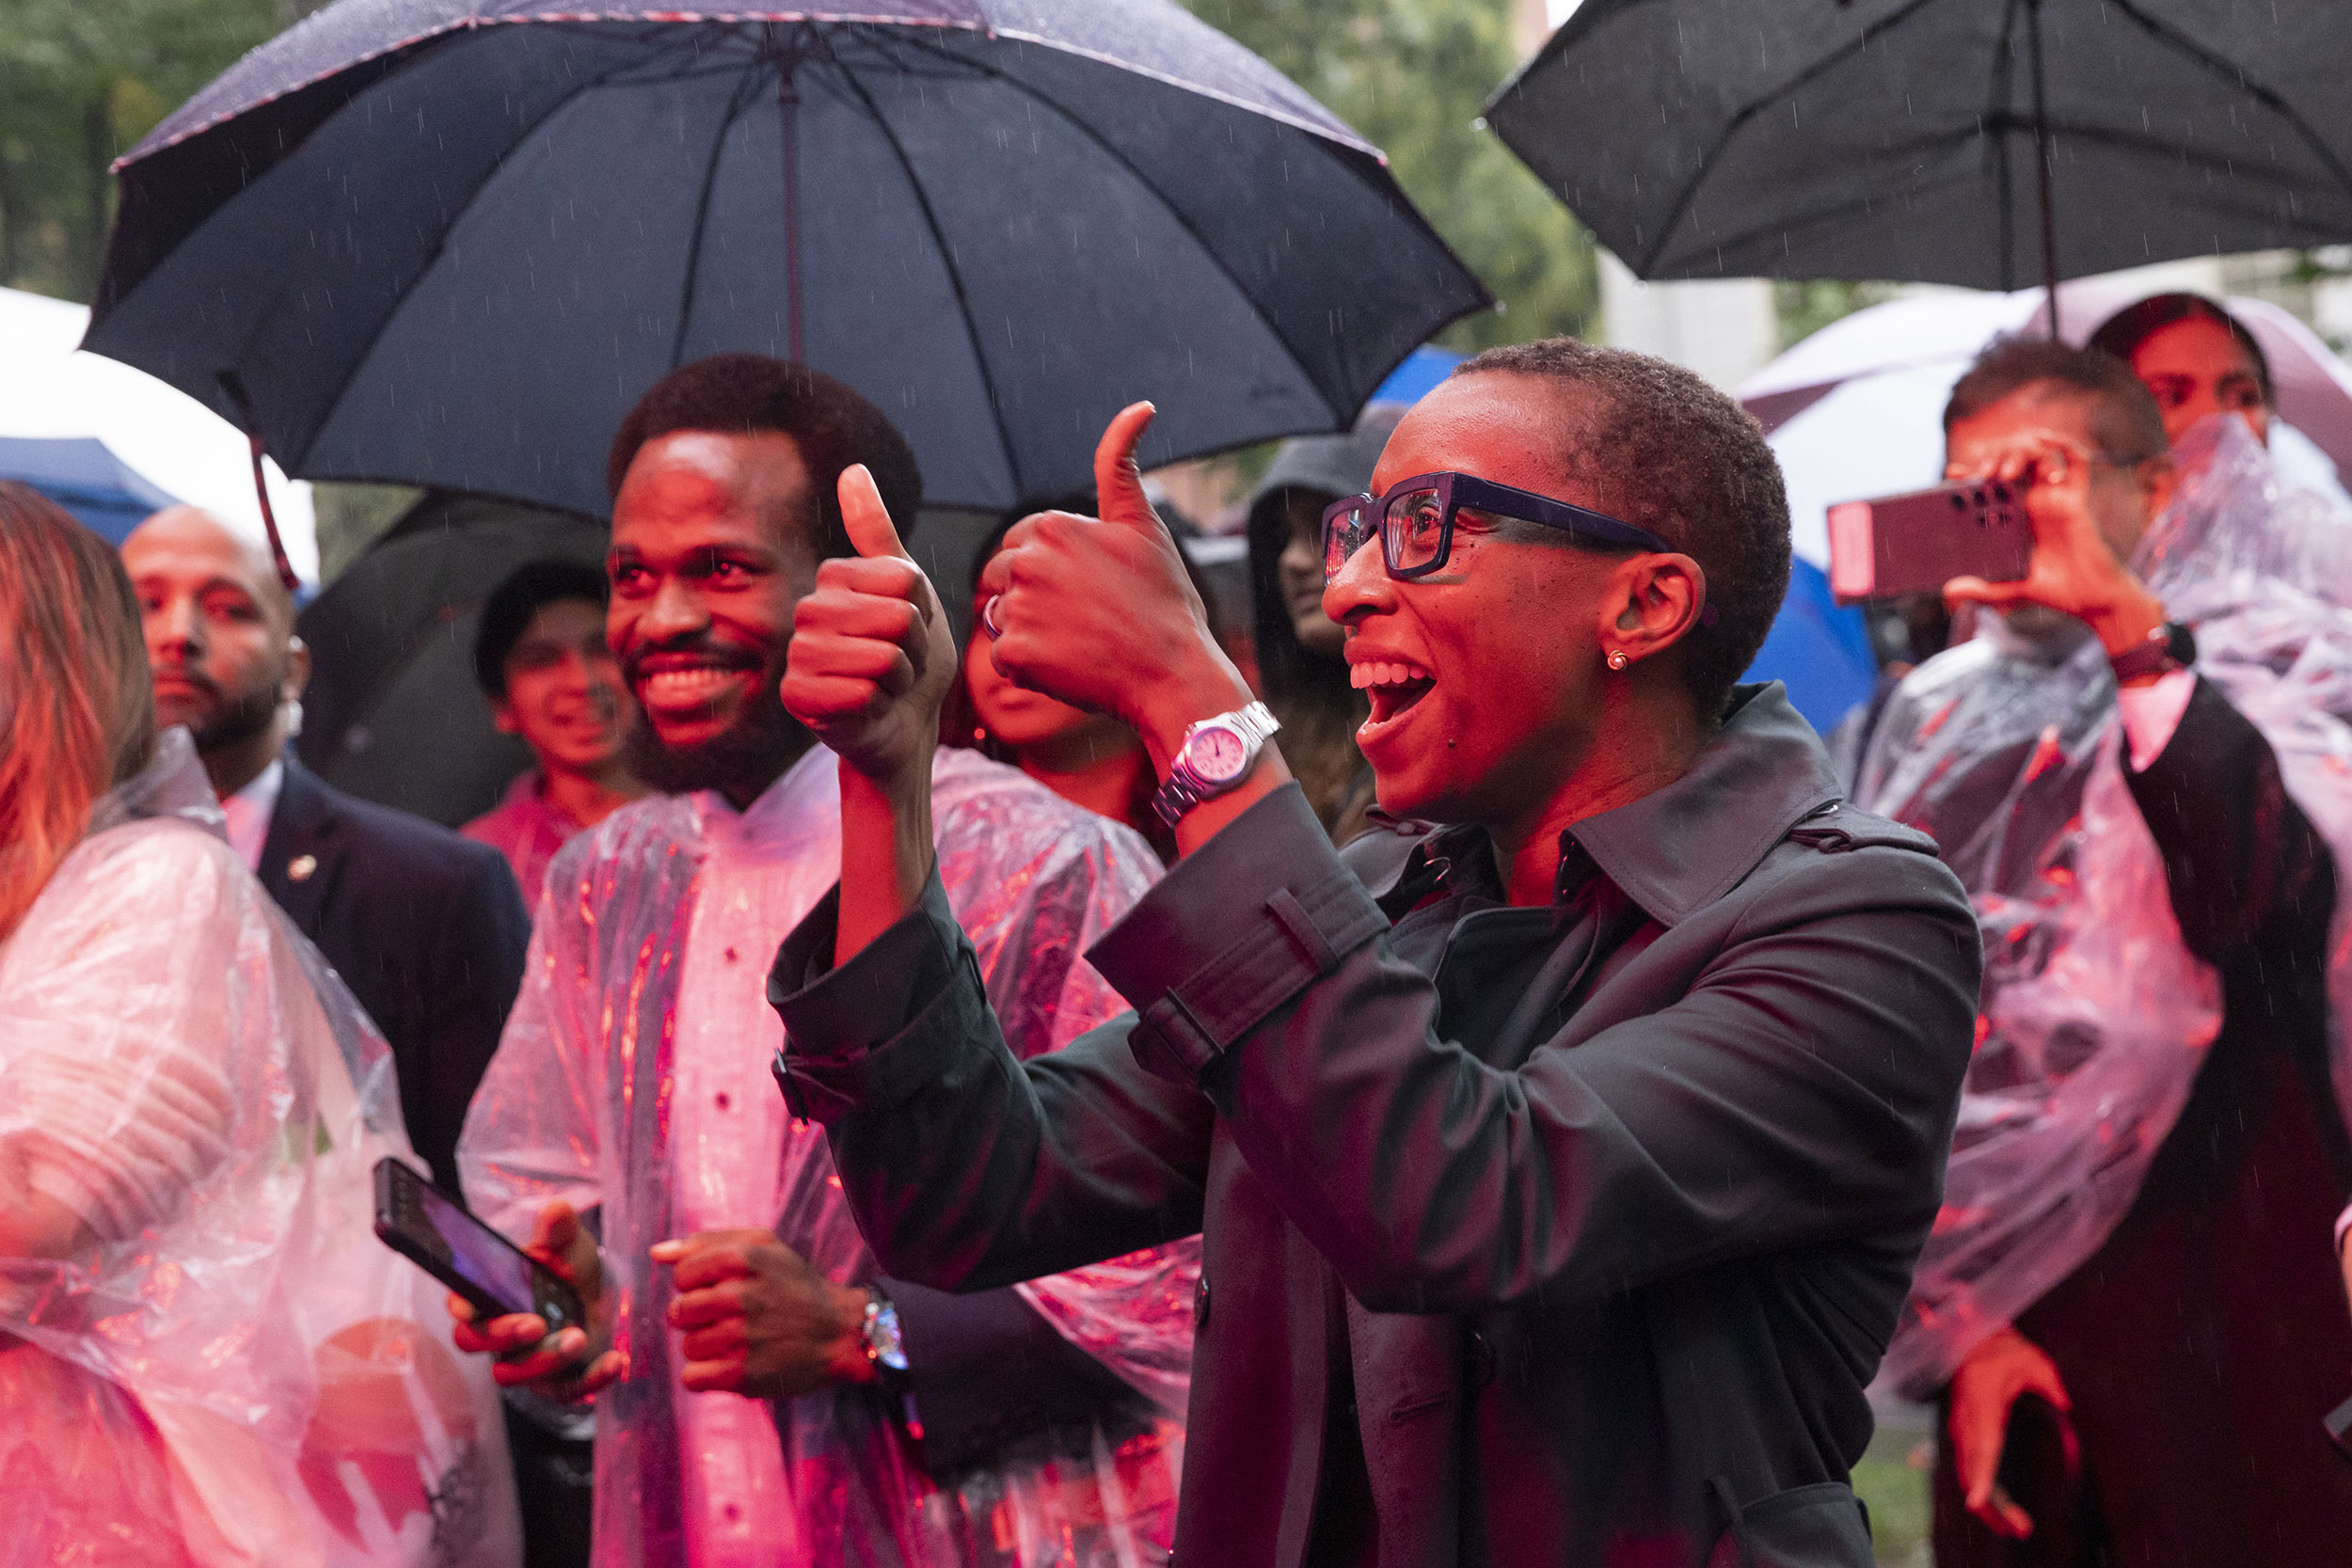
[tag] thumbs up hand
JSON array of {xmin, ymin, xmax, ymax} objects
[
  {"xmin": 980, "ymin": 403, "xmax": 1254, "ymax": 771},
  {"xmin": 781, "ymin": 464, "xmax": 956, "ymax": 790}
]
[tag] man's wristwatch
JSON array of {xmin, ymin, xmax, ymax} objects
[
  {"xmin": 860, "ymin": 1285, "xmax": 925, "ymax": 1437},
  {"xmin": 1152, "ymin": 701, "xmax": 1280, "ymax": 828},
  {"xmin": 860, "ymin": 1286, "xmax": 909, "ymax": 1375},
  {"xmin": 2108, "ymin": 620, "xmax": 2196, "ymax": 684}
]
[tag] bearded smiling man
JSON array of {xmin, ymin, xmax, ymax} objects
[
  {"xmin": 770, "ymin": 340, "xmax": 1983, "ymax": 1566},
  {"xmin": 450, "ymin": 355, "xmax": 1197, "ymax": 1568},
  {"xmin": 119, "ymin": 505, "xmax": 532, "ymax": 1194}
]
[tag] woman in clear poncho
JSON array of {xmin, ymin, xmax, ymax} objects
[
  {"xmin": 0, "ymin": 484, "xmax": 520, "ymax": 1568},
  {"xmin": 457, "ymin": 741, "xmax": 1200, "ymax": 1568}
]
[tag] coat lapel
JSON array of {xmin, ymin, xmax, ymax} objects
[{"xmin": 260, "ymin": 761, "xmax": 338, "ymax": 931}]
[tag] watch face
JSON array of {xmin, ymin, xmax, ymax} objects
[{"xmin": 1190, "ymin": 724, "xmax": 1249, "ymax": 783}]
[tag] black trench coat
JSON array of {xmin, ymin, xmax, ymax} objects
[{"xmin": 773, "ymin": 684, "xmax": 1981, "ymax": 1567}]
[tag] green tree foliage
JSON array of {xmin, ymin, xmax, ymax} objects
[
  {"xmin": 0, "ymin": 0, "xmax": 281, "ymax": 300},
  {"xmin": 1185, "ymin": 0, "xmax": 1597, "ymax": 351}
]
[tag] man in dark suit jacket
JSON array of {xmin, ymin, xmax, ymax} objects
[{"xmin": 121, "ymin": 506, "xmax": 530, "ymax": 1192}]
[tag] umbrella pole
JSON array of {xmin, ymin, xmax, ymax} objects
[
  {"xmin": 217, "ymin": 371, "xmax": 300, "ymax": 593},
  {"xmin": 779, "ymin": 67, "xmax": 804, "ymax": 364},
  {"xmin": 2028, "ymin": 0, "xmax": 2060, "ymax": 338}
]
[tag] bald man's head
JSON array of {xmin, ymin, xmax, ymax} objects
[
  {"xmin": 124, "ymin": 507, "xmax": 296, "ymax": 629},
  {"xmin": 122, "ymin": 506, "xmax": 309, "ymax": 790}
]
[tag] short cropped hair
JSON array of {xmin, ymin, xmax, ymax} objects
[
  {"xmin": 1943, "ymin": 338, "xmax": 2169, "ymax": 466},
  {"xmin": 607, "ymin": 354, "xmax": 923, "ymax": 562},
  {"xmin": 473, "ymin": 558, "xmax": 610, "ymax": 698},
  {"xmin": 2088, "ymin": 293, "xmax": 2272, "ymax": 404},
  {"xmin": 1452, "ymin": 338, "xmax": 1792, "ymax": 719}
]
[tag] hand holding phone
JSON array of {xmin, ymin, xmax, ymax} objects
[
  {"xmin": 445, "ymin": 1199, "xmax": 625, "ymax": 1393},
  {"xmin": 1934, "ymin": 424, "xmax": 2169, "ymax": 653},
  {"xmin": 373, "ymin": 1159, "xmax": 623, "ymax": 1393}
]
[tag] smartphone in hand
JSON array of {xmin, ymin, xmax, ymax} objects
[
  {"xmin": 373, "ymin": 1156, "xmax": 586, "ymax": 1332},
  {"xmin": 1828, "ymin": 478, "xmax": 2033, "ymax": 604}
]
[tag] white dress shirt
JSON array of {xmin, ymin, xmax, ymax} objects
[
  {"xmin": 215, "ymin": 758, "xmax": 285, "ymax": 874},
  {"xmin": 668, "ymin": 749, "xmax": 842, "ymax": 1568}
]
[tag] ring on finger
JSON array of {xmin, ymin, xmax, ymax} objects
[{"xmin": 982, "ymin": 594, "xmax": 1006, "ymax": 638}]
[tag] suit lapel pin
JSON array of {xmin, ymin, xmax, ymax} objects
[{"xmin": 288, "ymin": 854, "xmax": 318, "ymax": 883}]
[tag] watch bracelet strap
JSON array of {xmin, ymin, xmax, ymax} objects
[
  {"xmin": 1152, "ymin": 701, "xmax": 1279, "ymax": 828},
  {"xmin": 860, "ymin": 1287, "xmax": 923, "ymax": 1437}
]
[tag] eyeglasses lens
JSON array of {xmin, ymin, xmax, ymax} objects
[
  {"xmin": 1323, "ymin": 502, "xmax": 1375, "ymax": 583},
  {"xmin": 1385, "ymin": 488, "xmax": 1446, "ymax": 573}
]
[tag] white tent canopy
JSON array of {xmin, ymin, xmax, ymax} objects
[{"xmin": 0, "ymin": 286, "xmax": 316, "ymax": 581}]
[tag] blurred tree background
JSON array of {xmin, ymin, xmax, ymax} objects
[
  {"xmin": 0, "ymin": 0, "xmax": 294, "ymax": 301},
  {"xmin": 1184, "ymin": 0, "xmax": 1597, "ymax": 351}
]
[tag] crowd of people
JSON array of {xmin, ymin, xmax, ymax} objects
[{"xmin": 4, "ymin": 285, "xmax": 2352, "ymax": 1568}]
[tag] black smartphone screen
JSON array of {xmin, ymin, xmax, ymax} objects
[
  {"xmin": 418, "ymin": 1178, "xmax": 541, "ymax": 1313},
  {"xmin": 373, "ymin": 1156, "xmax": 580, "ymax": 1331}
]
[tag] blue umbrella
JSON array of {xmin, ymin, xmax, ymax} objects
[
  {"xmin": 87, "ymin": 0, "xmax": 1488, "ymax": 527},
  {"xmin": 1740, "ymin": 560, "xmax": 1880, "ymax": 736},
  {"xmin": 0, "ymin": 435, "xmax": 181, "ymax": 543},
  {"xmin": 1370, "ymin": 345, "xmax": 1465, "ymax": 405}
]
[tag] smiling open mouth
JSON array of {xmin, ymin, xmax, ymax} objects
[
  {"xmin": 638, "ymin": 665, "xmax": 750, "ymax": 709},
  {"xmin": 1351, "ymin": 658, "xmax": 1434, "ymax": 724}
]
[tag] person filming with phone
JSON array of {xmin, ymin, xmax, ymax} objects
[
  {"xmin": 1854, "ymin": 338, "xmax": 2352, "ymax": 1564},
  {"xmin": 766, "ymin": 338, "xmax": 1983, "ymax": 1565}
]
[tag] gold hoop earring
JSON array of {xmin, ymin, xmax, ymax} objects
[{"xmin": 1606, "ymin": 649, "xmax": 1629, "ymax": 672}]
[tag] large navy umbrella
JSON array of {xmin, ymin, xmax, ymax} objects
[
  {"xmin": 1488, "ymin": 0, "xmax": 2352, "ymax": 330},
  {"xmin": 87, "ymin": 0, "xmax": 1486, "ymax": 534}
]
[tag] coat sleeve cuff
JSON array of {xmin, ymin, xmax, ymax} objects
[
  {"xmin": 767, "ymin": 869, "xmax": 981, "ymax": 1122},
  {"xmin": 1088, "ymin": 783, "xmax": 1389, "ymax": 1085},
  {"xmin": 879, "ymin": 1275, "xmax": 1145, "ymax": 1480}
]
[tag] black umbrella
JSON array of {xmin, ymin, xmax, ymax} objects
[
  {"xmin": 1488, "ymin": 0, "xmax": 2352, "ymax": 333},
  {"xmin": 87, "ymin": 0, "xmax": 1486, "ymax": 564},
  {"xmin": 295, "ymin": 493, "xmax": 608, "ymax": 825}
]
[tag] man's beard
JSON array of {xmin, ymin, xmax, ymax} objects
[
  {"xmin": 186, "ymin": 676, "xmax": 281, "ymax": 754},
  {"xmin": 624, "ymin": 657, "xmax": 812, "ymax": 800}
]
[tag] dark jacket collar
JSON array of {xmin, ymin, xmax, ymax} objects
[
  {"xmin": 259, "ymin": 754, "xmax": 341, "ymax": 905},
  {"xmin": 265, "ymin": 754, "xmax": 337, "ymax": 838},
  {"xmin": 1360, "ymin": 683, "xmax": 1843, "ymax": 928},
  {"xmin": 1566, "ymin": 683, "xmax": 1842, "ymax": 927}
]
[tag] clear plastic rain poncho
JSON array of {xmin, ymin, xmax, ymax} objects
[
  {"xmin": 0, "ymin": 729, "xmax": 521, "ymax": 1568},
  {"xmin": 460, "ymin": 745, "xmax": 1198, "ymax": 1567},
  {"xmin": 1861, "ymin": 416, "xmax": 2352, "ymax": 1395}
]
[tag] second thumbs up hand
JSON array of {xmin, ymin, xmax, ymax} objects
[
  {"xmin": 780, "ymin": 461, "xmax": 958, "ymax": 790},
  {"xmin": 977, "ymin": 402, "xmax": 1254, "ymax": 771}
]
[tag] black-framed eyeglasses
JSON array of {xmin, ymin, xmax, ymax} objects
[{"xmin": 1321, "ymin": 470, "xmax": 1677, "ymax": 585}]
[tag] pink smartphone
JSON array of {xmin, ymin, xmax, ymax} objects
[{"xmin": 1827, "ymin": 478, "xmax": 2033, "ymax": 604}]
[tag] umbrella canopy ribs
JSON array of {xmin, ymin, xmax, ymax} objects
[
  {"xmin": 87, "ymin": 1, "xmax": 1488, "ymax": 520},
  {"xmin": 1489, "ymin": 0, "xmax": 2352, "ymax": 323}
]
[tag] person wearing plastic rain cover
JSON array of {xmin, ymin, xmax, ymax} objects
[
  {"xmin": 1857, "ymin": 339, "xmax": 2352, "ymax": 1564},
  {"xmin": 0, "ymin": 483, "xmax": 521, "ymax": 1568},
  {"xmin": 452, "ymin": 356, "xmax": 1197, "ymax": 1568}
]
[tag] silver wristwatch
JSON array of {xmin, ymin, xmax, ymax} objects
[
  {"xmin": 1152, "ymin": 701, "xmax": 1280, "ymax": 828},
  {"xmin": 860, "ymin": 1286, "xmax": 909, "ymax": 1374}
]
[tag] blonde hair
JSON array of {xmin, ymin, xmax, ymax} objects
[{"xmin": 0, "ymin": 483, "xmax": 157, "ymax": 942}]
